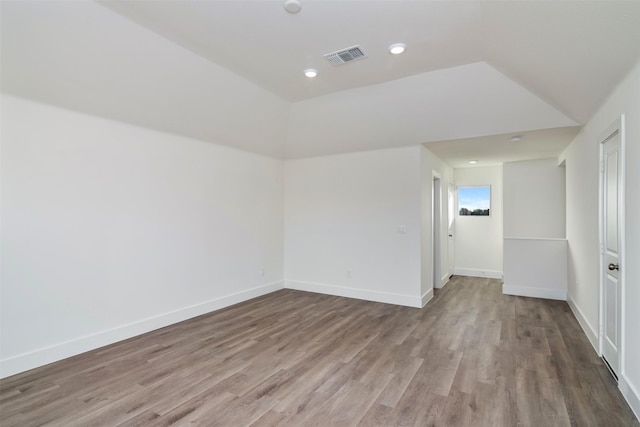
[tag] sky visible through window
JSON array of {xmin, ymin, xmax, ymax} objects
[{"xmin": 458, "ymin": 186, "xmax": 490, "ymax": 216}]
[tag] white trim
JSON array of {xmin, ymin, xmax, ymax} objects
[
  {"xmin": 432, "ymin": 170, "xmax": 442, "ymax": 294},
  {"xmin": 567, "ymin": 293, "xmax": 599, "ymax": 353},
  {"xmin": 285, "ymin": 280, "xmax": 422, "ymax": 308},
  {"xmin": 456, "ymin": 185, "xmax": 492, "ymax": 218},
  {"xmin": 503, "ymin": 284, "xmax": 566, "ymax": 301},
  {"xmin": 620, "ymin": 114, "xmax": 627, "ymax": 382},
  {"xmin": 503, "ymin": 237, "xmax": 567, "ymax": 242},
  {"xmin": 438, "ymin": 273, "xmax": 451, "ymax": 289},
  {"xmin": 598, "ymin": 115, "xmax": 625, "ymax": 376},
  {"xmin": 620, "ymin": 375, "xmax": 640, "ymax": 421},
  {"xmin": 421, "ymin": 288, "xmax": 434, "ymax": 307},
  {"xmin": 447, "ymin": 182, "xmax": 455, "ymax": 279},
  {"xmin": 0, "ymin": 281, "xmax": 284, "ymax": 379},
  {"xmin": 598, "ymin": 128, "xmax": 605, "ymax": 356},
  {"xmin": 557, "ymin": 156, "xmax": 566, "ymax": 168},
  {"xmin": 454, "ymin": 268, "xmax": 502, "ymax": 279}
]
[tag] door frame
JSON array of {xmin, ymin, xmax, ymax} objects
[
  {"xmin": 447, "ymin": 183, "xmax": 455, "ymax": 278},
  {"xmin": 598, "ymin": 114, "xmax": 626, "ymax": 378},
  {"xmin": 432, "ymin": 172, "xmax": 442, "ymax": 289}
]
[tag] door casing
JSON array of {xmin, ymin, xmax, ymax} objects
[
  {"xmin": 599, "ymin": 115, "xmax": 626, "ymax": 380},
  {"xmin": 432, "ymin": 172, "xmax": 442, "ymax": 289}
]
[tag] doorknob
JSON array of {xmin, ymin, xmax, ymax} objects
[{"xmin": 608, "ymin": 263, "xmax": 619, "ymax": 271}]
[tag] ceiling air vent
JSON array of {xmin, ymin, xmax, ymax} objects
[{"xmin": 323, "ymin": 45, "xmax": 367, "ymax": 66}]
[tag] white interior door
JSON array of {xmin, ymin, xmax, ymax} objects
[
  {"xmin": 433, "ymin": 177, "xmax": 441, "ymax": 288},
  {"xmin": 602, "ymin": 128, "xmax": 622, "ymax": 378},
  {"xmin": 448, "ymin": 184, "xmax": 455, "ymax": 276}
]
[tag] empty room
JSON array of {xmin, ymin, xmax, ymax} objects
[{"xmin": 2, "ymin": 0, "xmax": 640, "ymax": 425}]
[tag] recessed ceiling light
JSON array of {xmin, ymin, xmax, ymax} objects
[
  {"xmin": 284, "ymin": 0, "xmax": 302, "ymax": 13},
  {"xmin": 388, "ymin": 43, "xmax": 407, "ymax": 55},
  {"xmin": 469, "ymin": 160, "xmax": 478, "ymax": 164},
  {"xmin": 511, "ymin": 135, "xmax": 522, "ymax": 142},
  {"xmin": 304, "ymin": 68, "xmax": 317, "ymax": 78}
]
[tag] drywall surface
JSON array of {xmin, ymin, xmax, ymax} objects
[
  {"xmin": 284, "ymin": 147, "xmax": 423, "ymax": 307},
  {"xmin": 503, "ymin": 238, "xmax": 567, "ymax": 300},
  {"xmin": 453, "ymin": 166, "xmax": 503, "ymax": 278},
  {"xmin": 561, "ymin": 57, "xmax": 640, "ymax": 417},
  {"xmin": 502, "ymin": 159, "xmax": 567, "ymax": 300},
  {"xmin": 420, "ymin": 146, "xmax": 455, "ymax": 298},
  {"xmin": 1, "ymin": 1, "xmax": 289, "ymax": 157},
  {"xmin": 503, "ymin": 158, "xmax": 566, "ymax": 238},
  {"xmin": 0, "ymin": 95, "xmax": 285, "ymax": 377},
  {"xmin": 285, "ymin": 62, "xmax": 577, "ymax": 159}
]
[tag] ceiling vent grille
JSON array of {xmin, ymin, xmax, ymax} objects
[{"xmin": 323, "ymin": 45, "xmax": 367, "ymax": 66}]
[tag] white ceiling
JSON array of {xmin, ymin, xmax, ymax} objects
[
  {"xmin": 3, "ymin": 0, "xmax": 640, "ymax": 163},
  {"xmin": 285, "ymin": 62, "xmax": 577, "ymax": 158},
  {"xmin": 424, "ymin": 126, "xmax": 582, "ymax": 169},
  {"xmin": 99, "ymin": 0, "xmax": 486, "ymax": 103}
]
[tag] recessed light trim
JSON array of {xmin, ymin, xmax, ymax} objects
[
  {"xmin": 284, "ymin": 0, "xmax": 302, "ymax": 13},
  {"xmin": 388, "ymin": 43, "xmax": 407, "ymax": 55},
  {"xmin": 511, "ymin": 135, "xmax": 522, "ymax": 142},
  {"xmin": 304, "ymin": 68, "xmax": 317, "ymax": 78},
  {"xmin": 469, "ymin": 160, "xmax": 478, "ymax": 164}
]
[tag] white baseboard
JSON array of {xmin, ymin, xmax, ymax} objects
[
  {"xmin": 421, "ymin": 288, "xmax": 434, "ymax": 307},
  {"xmin": 285, "ymin": 280, "xmax": 422, "ymax": 308},
  {"xmin": 503, "ymin": 284, "xmax": 566, "ymax": 301},
  {"xmin": 454, "ymin": 268, "xmax": 503, "ymax": 280},
  {"xmin": 566, "ymin": 298, "xmax": 639, "ymax": 423},
  {"xmin": 566, "ymin": 293, "xmax": 599, "ymax": 353},
  {"xmin": 0, "ymin": 281, "xmax": 284, "ymax": 379},
  {"xmin": 620, "ymin": 375, "xmax": 640, "ymax": 422},
  {"xmin": 437, "ymin": 274, "xmax": 450, "ymax": 289}
]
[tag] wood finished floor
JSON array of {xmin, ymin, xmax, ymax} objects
[{"xmin": 1, "ymin": 276, "xmax": 638, "ymax": 426}]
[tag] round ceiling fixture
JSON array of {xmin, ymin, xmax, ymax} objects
[
  {"xmin": 304, "ymin": 68, "xmax": 317, "ymax": 78},
  {"xmin": 511, "ymin": 135, "xmax": 522, "ymax": 142},
  {"xmin": 469, "ymin": 160, "xmax": 478, "ymax": 164},
  {"xmin": 388, "ymin": 43, "xmax": 407, "ymax": 55},
  {"xmin": 284, "ymin": 0, "xmax": 302, "ymax": 13}
]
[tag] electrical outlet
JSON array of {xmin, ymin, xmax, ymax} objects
[
  {"xmin": 260, "ymin": 267, "xmax": 265, "ymax": 277},
  {"xmin": 397, "ymin": 225, "xmax": 407, "ymax": 234}
]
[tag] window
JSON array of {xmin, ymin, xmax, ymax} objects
[{"xmin": 458, "ymin": 186, "xmax": 490, "ymax": 216}]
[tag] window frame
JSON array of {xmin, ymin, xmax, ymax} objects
[{"xmin": 456, "ymin": 185, "xmax": 491, "ymax": 217}]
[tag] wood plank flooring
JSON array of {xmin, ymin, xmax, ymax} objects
[{"xmin": 1, "ymin": 276, "xmax": 638, "ymax": 426}]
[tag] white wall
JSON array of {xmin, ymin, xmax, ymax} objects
[
  {"xmin": 503, "ymin": 158, "xmax": 566, "ymax": 238},
  {"xmin": 502, "ymin": 158, "xmax": 567, "ymax": 300},
  {"xmin": 1, "ymin": 1, "xmax": 289, "ymax": 158},
  {"xmin": 453, "ymin": 166, "xmax": 503, "ymax": 278},
  {"xmin": 420, "ymin": 146, "xmax": 455, "ymax": 297},
  {"xmin": 503, "ymin": 238, "xmax": 567, "ymax": 300},
  {"xmin": 284, "ymin": 147, "xmax": 423, "ymax": 307},
  {"xmin": 0, "ymin": 95, "xmax": 285, "ymax": 378},
  {"xmin": 562, "ymin": 57, "xmax": 640, "ymax": 417}
]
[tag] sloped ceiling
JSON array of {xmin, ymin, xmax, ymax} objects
[
  {"xmin": 0, "ymin": 1, "xmax": 289, "ymax": 157},
  {"xmin": 2, "ymin": 1, "xmax": 640, "ymax": 161},
  {"xmin": 424, "ymin": 127, "xmax": 582, "ymax": 169},
  {"xmin": 286, "ymin": 62, "xmax": 577, "ymax": 158}
]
